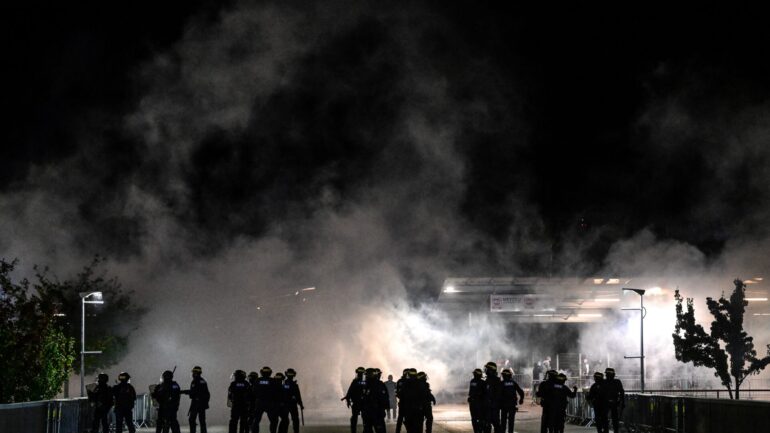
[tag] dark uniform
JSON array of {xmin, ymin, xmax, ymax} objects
[
  {"xmin": 536, "ymin": 370, "xmax": 557, "ymax": 433},
  {"xmin": 343, "ymin": 367, "xmax": 367, "ymax": 433},
  {"xmin": 183, "ymin": 366, "xmax": 211, "ymax": 433},
  {"xmin": 483, "ymin": 362, "xmax": 502, "ymax": 433},
  {"xmin": 586, "ymin": 372, "xmax": 608, "ymax": 433},
  {"xmin": 113, "ymin": 372, "xmax": 137, "ymax": 433},
  {"xmin": 468, "ymin": 369, "xmax": 487, "ymax": 433},
  {"xmin": 88, "ymin": 374, "xmax": 113, "ymax": 433},
  {"xmin": 542, "ymin": 374, "xmax": 576, "ymax": 433},
  {"xmin": 229, "ymin": 370, "xmax": 251, "ymax": 433},
  {"xmin": 274, "ymin": 373, "xmax": 290, "ymax": 433},
  {"xmin": 398, "ymin": 369, "xmax": 427, "ymax": 433},
  {"xmin": 395, "ymin": 370, "xmax": 409, "ymax": 433},
  {"xmin": 247, "ymin": 372, "xmax": 260, "ymax": 429},
  {"xmin": 603, "ymin": 368, "xmax": 624, "ymax": 433},
  {"xmin": 152, "ymin": 370, "xmax": 182, "ymax": 433},
  {"xmin": 252, "ymin": 367, "xmax": 280, "ymax": 433},
  {"xmin": 281, "ymin": 369, "xmax": 304, "ymax": 433},
  {"xmin": 417, "ymin": 372, "xmax": 436, "ymax": 433},
  {"xmin": 499, "ymin": 370, "xmax": 524, "ymax": 433},
  {"xmin": 361, "ymin": 369, "xmax": 389, "ymax": 433}
]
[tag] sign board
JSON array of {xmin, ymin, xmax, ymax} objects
[{"xmin": 490, "ymin": 294, "xmax": 544, "ymax": 312}]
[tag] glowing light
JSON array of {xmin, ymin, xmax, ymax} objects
[
  {"xmin": 647, "ymin": 287, "xmax": 663, "ymax": 295},
  {"xmin": 606, "ymin": 279, "xmax": 620, "ymax": 285},
  {"xmin": 746, "ymin": 280, "xmax": 757, "ymax": 284},
  {"xmin": 578, "ymin": 313, "xmax": 602, "ymax": 317},
  {"xmin": 444, "ymin": 285, "xmax": 457, "ymax": 293},
  {"xmin": 593, "ymin": 278, "xmax": 604, "ymax": 285},
  {"xmin": 53, "ymin": 313, "xmax": 66, "ymax": 317},
  {"xmin": 533, "ymin": 314, "xmax": 552, "ymax": 317},
  {"xmin": 302, "ymin": 287, "xmax": 316, "ymax": 291},
  {"xmin": 746, "ymin": 298, "xmax": 768, "ymax": 301},
  {"xmin": 595, "ymin": 298, "xmax": 620, "ymax": 302},
  {"xmin": 753, "ymin": 313, "xmax": 770, "ymax": 316},
  {"xmin": 755, "ymin": 277, "xmax": 764, "ymax": 281}
]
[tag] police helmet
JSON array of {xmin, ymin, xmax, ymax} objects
[
  {"xmin": 604, "ymin": 367, "xmax": 615, "ymax": 379},
  {"xmin": 484, "ymin": 361, "xmax": 497, "ymax": 375},
  {"xmin": 356, "ymin": 366, "xmax": 366, "ymax": 374},
  {"xmin": 546, "ymin": 369, "xmax": 558, "ymax": 380},
  {"xmin": 402, "ymin": 368, "xmax": 410, "ymax": 378},
  {"xmin": 192, "ymin": 366, "xmax": 203, "ymax": 375},
  {"xmin": 473, "ymin": 368, "xmax": 483, "ymax": 378},
  {"xmin": 118, "ymin": 372, "xmax": 130, "ymax": 382},
  {"xmin": 593, "ymin": 372, "xmax": 604, "ymax": 380},
  {"xmin": 556, "ymin": 373, "xmax": 567, "ymax": 383},
  {"xmin": 501, "ymin": 368, "xmax": 513, "ymax": 378},
  {"xmin": 98, "ymin": 373, "xmax": 109, "ymax": 383},
  {"xmin": 275, "ymin": 372, "xmax": 285, "ymax": 380},
  {"xmin": 260, "ymin": 366, "xmax": 273, "ymax": 377},
  {"xmin": 234, "ymin": 369, "xmax": 247, "ymax": 380},
  {"xmin": 407, "ymin": 369, "xmax": 418, "ymax": 378},
  {"xmin": 248, "ymin": 371, "xmax": 259, "ymax": 380},
  {"xmin": 285, "ymin": 368, "xmax": 297, "ymax": 377},
  {"xmin": 162, "ymin": 370, "xmax": 173, "ymax": 380},
  {"xmin": 417, "ymin": 371, "xmax": 427, "ymax": 380}
]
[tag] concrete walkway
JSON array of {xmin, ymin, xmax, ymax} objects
[{"xmin": 136, "ymin": 404, "xmax": 597, "ymax": 433}]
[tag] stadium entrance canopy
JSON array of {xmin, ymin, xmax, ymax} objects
[{"xmin": 436, "ymin": 276, "xmax": 769, "ymax": 323}]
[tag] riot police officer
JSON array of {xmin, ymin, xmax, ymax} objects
[
  {"xmin": 536, "ymin": 370, "xmax": 557, "ymax": 433},
  {"xmin": 395, "ymin": 369, "xmax": 409, "ymax": 433},
  {"xmin": 543, "ymin": 373, "xmax": 576, "ymax": 433},
  {"xmin": 586, "ymin": 372, "xmax": 609, "ymax": 433},
  {"xmin": 113, "ymin": 372, "xmax": 137, "ymax": 433},
  {"xmin": 247, "ymin": 371, "xmax": 260, "ymax": 428},
  {"xmin": 361, "ymin": 368, "xmax": 389, "ymax": 433},
  {"xmin": 182, "ymin": 366, "xmax": 211, "ymax": 433},
  {"xmin": 281, "ymin": 368, "xmax": 304, "ymax": 433},
  {"xmin": 228, "ymin": 370, "xmax": 251, "ymax": 433},
  {"xmin": 398, "ymin": 369, "xmax": 427, "ymax": 433},
  {"xmin": 483, "ymin": 362, "xmax": 502, "ymax": 433},
  {"xmin": 499, "ymin": 369, "xmax": 524, "ymax": 433},
  {"xmin": 603, "ymin": 368, "xmax": 624, "ymax": 433},
  {"xmin": 252, "ymin": 366, "xmax": 280, "ymax": 433},
  {"xmin": 342, "ymin": 367, "xmax": 367, "ymax": 433},
  {"xmin": 417, "ymin": 372, "xmax": 436, "ymax": 433},
  {"xmin": 468, "ymin": 368, "xmax": 487, "ymax": 433},
  {"xmin": 152, "ymin": 370, "xmax": 182, "ymax": 433},
  {"xmin": 88, "ymin": 373, "xmax": 113, "ymax": 433}
]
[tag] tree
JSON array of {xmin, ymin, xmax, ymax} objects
[
  {"xmin": 673, "ymin": 279, "xmax": 770, "ymax": 399},
  {"xmin": 0, "ymin": 257, "xmax": 144, "ymax": 402},
  {"xmin": 0, "ymin": 259, "xmax": 75, "ymax": 403}
]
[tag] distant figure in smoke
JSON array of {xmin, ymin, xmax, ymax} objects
[
  {"xmin": 88, "ymin": 373, "xmax": 113, "ymax": 433},
  {"xmin": 586, "ymin": 372, "xmax": 609, "ymax": 433},
  {"xmin": 603, "ymin": 368, "xmax": 625, "ymax": 433},
  {"xmin": 395, "ymin": 369, "xmax": 409, "ymax": 433},
  {"xmin": 280, "ymin": 369, "xmax": 304, "ymax": 433},
  {"xmin": 361, "ymin": 368, "xmax": 389, "ymax": 433},
  {"xmin": 417, "ymin": 371, "xmax": 436, "ymax": 433},
  {"xmin": 542, "ymin": 357, "xmax": 552, "ymax": 376},
  {"xmin": 182, "ymin": 366, "xmax": 210, "ymax": 433},
  {"xmin": 251, "ymin": 366, "xmax": 280, "ymax": 433},
  {"xmin": 542, "ymin": 373, "xmax": 576, "ymax": 433},
  {"xmin": 535, "ymin": 370, "xmax": 557, "ymax": 433},
  {"xmin": 152, "ymin": 370, "xmax": 182, "ymax": 433},
  {"xmin": 342, "ymin": 367, "xmax": 367, "ymax": 433},
  {"xmin": 499, "ymin": 368, "xmax": 524, "ymax": 433},
  {"xmin": 113, "ymin": 372, "xmax": 137, "ymax": 433},
  {"xmin": 384, "ymin": 374, "xmax": 397, "ymax": 420},
  {"xmin": 583, "ymin": 359, "xmax": 591, "ymax": 378},
  {"xmin": 228, "ymin": 370, "xmax": 250, "ymax": 433},
  {"xmin": 531, "ymin": 362, "xmax": 543, "ymax": 403},
  {"xmin": 398, "ymin": 368, "xmax": 427, "ymax": 433},
  {"xmin": 483, "ymin": 362, "xmax": 503, "ymax": 433},
  {"xmin": 467, "ymin": 368, "xmax": 487, "ymax": 433}
]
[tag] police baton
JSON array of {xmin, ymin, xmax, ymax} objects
[{"xmin": 301, "ymin": 407, "xmax": 305, "ymax": 426}]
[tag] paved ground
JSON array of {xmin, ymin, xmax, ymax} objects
[{"xmin": 136, "ymin": 404, "xmax": 596, "ymax": 433}]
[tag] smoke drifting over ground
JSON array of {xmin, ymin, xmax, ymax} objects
[{"xmin": 3, "ymin": 0, "xmax": 770, "ymax": 420}]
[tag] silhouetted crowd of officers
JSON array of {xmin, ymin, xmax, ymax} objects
[
  {"xmin": 467, "ymin": 362, "xmax": 525, "ymax": 433},
  {"xmin": 227, "ymin": 367, "xmax": 304, "ymax": 433},
  {"xmin": 343, "ymin": 367, "xmax": 436, "ymax": 433},
  {"xmin": 584, "ymin": 368, "xmax": 625, "ymax": 433}
]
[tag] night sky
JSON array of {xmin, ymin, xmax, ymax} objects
[{"xmin": 4, "ymin": 2, "xmax": 770, "ymax": 296}]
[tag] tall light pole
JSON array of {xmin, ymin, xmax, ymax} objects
[
  {"xmin": 622, "ymin": 288, "xmax": 646, "ymax": 392},
  {"xmin": 80, "ymin": 291, "xmax": 104, "ymax": 397}
]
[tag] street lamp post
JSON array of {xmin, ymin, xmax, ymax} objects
[
  {"xmin": 80, "ymin": 292, "xmax": 104, "ymax": 397},
  {"xmin": 622, "ymin": 288, "xmax": 646, "ymax": 393}
]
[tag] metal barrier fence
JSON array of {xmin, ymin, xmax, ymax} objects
[
  {"xmin": 0, "ymin": 393, "xmax": 152, "ymax": 433},
  {"xmin": 565, "ymin": 392, "xmax": 770, "ymax": 433}
]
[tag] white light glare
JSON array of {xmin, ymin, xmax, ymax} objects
[
  {"xmin": 578, "ymin": 313, "xmax": 602, "ymax": 317},
  {"xmin": 746, "ymin": 298, "xmax": 768, "ymax": 301},
  {"xmin": 647, "ymin": 287, "xmax": 663, "ymax": 295},
  {"xmin": 606, "ymin": 279, "xmax": 620, "ymax": 285},
  {"xmin": 593, "ymin": 278, "xmax": 604, "ymax": 285},
  {"xmin": 595, "ymin": 298, "xmax": 620, "ymax": 302},
  {"xmin": 753, "ymin": 313, "xmax": 770, "ymax": 316},
  {"xmin": 444, "ymin": 285, "xmax": 457, "ymax": 293}
]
